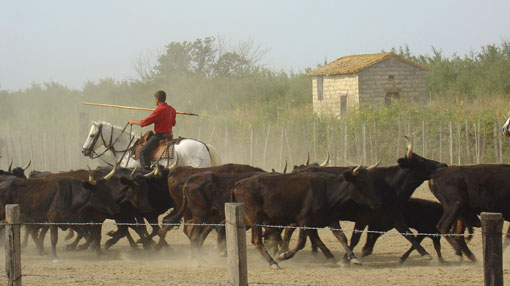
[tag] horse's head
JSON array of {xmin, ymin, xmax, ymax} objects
[
  {"xmin": 502, "ymin": 115, "xmax": 510, "ymax": 137},
  {"xmin": 82, "ymin": 122, "xmax": 104, "ymax": 157}
]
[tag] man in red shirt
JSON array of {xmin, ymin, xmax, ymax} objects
[{"xmin": 129, "ymin": 90, "xmax": 176, "ymax": 169}]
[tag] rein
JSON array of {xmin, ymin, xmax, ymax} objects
[{"xmin": 86, "ymin": 123, "xmax": 137, "ymax": 166}]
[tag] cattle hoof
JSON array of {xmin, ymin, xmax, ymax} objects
[
  {"xmin": 52, "ymin": 258, "xmax": 63, "ymax": 263},
  {"xmin": 277, "ymin": 252, "xmax": 288, "ymax": 261},
  {"xmin": 271, "ymin": 263, "xmax": 281, "ymax": 270},
  {"xmin": 422, "ymin": 254, "xmax": 432, "ymax": 260},
  {"xmin": 349, "ymin": 258, "xmax": 362, "ymax": 265}
]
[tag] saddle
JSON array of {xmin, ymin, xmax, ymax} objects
[{"xmin": 132, "ymin": 131, "xmax": 183, "ymax": 162}]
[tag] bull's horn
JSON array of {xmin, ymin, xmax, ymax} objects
[
  {"xmin": 168, "ymin": 154, "xmax": 179, "ymax": 170},
  {"xmin": 404, "ymin": 136, "xmax": 413, "ymax": 158},
  {"xmin": 154, "ymin": 164, "xmax": 161, "ymax": 177},
  {"xmin": 130, "ymin": 166, "xmax": 138, "ymax": 179},
  {"xmin": 282, "ymin": 161, "xmax": 287, "ymax": 174},
  {"xmin": 103, "ymin": 153, "xmax": 118, "ymax": 180},
  {"xmin": 367, "ymin": 159, "xmax": 381, "ymax": 170},
  {"xmin": 320, "ymin": 153, "xmax": 330, "ymax": 167},
  {"xmin": 22, "ymin": 160, "xmax": 31, "ymax": 171},
  {"xmin": 8, "ymin": 159, "xmax": 13, "ymax": 173},
  {"xmin": 87, "ymin": 166, "xmax": 97, "ymax": 186},
  {"xmin": 305, "ymin": 152, "xmax": 310, "ymax": 166},
  {"xmin": 352, "ymin": 165, "xmax": 361, "ymax": 176}
]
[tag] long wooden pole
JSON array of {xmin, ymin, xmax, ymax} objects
[{"xmin": 83, "ymin": 102, "xmax": 199, "ymax": 116}]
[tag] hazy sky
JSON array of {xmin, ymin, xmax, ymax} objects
[{"xmin": 2, "ymin": 0, "xmax": 509, "ymax": 91}]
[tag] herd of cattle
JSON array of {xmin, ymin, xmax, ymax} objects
[{"xmin": 0, "ymin": 137, "xmax": 509, "ymax": 269}]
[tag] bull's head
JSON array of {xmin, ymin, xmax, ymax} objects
[
  {"xmin": 119, "ymin": 171, "xmax": 155, "ymax": 214},
  {"xmin": 397, "ymin": 137, "xmax": 447, "ymax": 180},
  {"xmin": 342, "ymin": 163, "xmax": 382, "ymax": 209}
]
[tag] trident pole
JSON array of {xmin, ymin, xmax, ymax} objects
[{"xmin": 82, "ymin": 102, "xmax": 199, "ymax": 116}]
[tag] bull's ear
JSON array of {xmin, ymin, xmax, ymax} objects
[
  {"xmin": 119, "ymin": 176, "xmax": 133, "ymax": 186},
  {"xmin": 343, "ymin": 170, "xmax": 356, "ymax": 182},
  {"xmin": 397, "ymin": 158, "xmax": 412, "ymax": 169}
]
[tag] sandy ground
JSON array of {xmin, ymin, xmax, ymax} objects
[{"xmin": 2, "ymin": 183, "xmax": 509, "ymax": 286}]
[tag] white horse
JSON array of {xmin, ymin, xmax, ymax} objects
[
  {"xmin": 81, "ymin": 121, "xmax": 221, "ymax": 168},
  {"xmin": 502, "ymin": 116, "xmax": 510, "ymax": 137}
]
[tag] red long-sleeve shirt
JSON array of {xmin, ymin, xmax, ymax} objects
[{"xmin": 139, "ymin": 102, "xmax": 176, "ymax": 133}]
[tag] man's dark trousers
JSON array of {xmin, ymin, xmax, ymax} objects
[{"xmin": 140, "ymin": 133, "xmax": 164, "ymax": 168}]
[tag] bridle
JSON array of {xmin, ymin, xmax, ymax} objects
[{"xmin": 84, "ymin": 123, "xmax": 137, "ymax": 166}]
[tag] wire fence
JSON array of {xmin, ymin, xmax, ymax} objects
[
  {"xmin": 9, "ymin": 220, "xmax": 486, "ymax": 238},
  {"xmin": 3, "ymin": 205, "xmax": 505, "ymax": 286}
]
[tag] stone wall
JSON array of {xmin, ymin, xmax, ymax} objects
[
  {"xmin": 357, "ymin": 57, "xmax": 427, "ymax": 106},
  {"xmin": 312, "ymin": 74, "xmax": 359, "ymax": 117}
]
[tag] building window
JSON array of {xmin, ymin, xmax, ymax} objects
[
  {"xmin": 385, "ymin": 92, "xmax": 400, "ymax": 106},
  {"xmin": 340, "ymin": 93, "xmax": 347, "ymax": 116},
  {"xmin": 316, "ymin": 76, "xmax": 323, "ymax": 101}
]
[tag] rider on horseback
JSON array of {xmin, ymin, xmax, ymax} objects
[{"xmin": 129, "ymin": 90, "xmax": 176, "ymax": 170}]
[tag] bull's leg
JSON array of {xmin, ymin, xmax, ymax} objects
[
  {"xmin": 28, "ymin": 225, "xmax": 45, "ymax": 255},
  {"xmin": 90, "ymin": 225, "xmax": 104, "ymax": 256},
  {"xmin": 125, "ymin": 231, "xmax": 138, "ymax": 248},
  {"xmin": 394, "ymin": 221, "xmax": 431, "ymax": 260},
  {"xmin": 38, "ymin": 226, "xmax": 49, "ymax": 247},
  {"xmin": 49, "ymin": 225, "xmax": 59, "ymax": 260},
  {"xmin": 361, "ymin": 230, "xmax": 383, "ymax": 257},
  {"xmin": 21, "ymin": 225, "xmax": 30, "ymax": 249},
  {"xmin": 105, "ymin": 225, "xmax": 129, "ymax": 250},
  {"xmin": 252, "ymin": 225, "xmax": 280, "ymax": 269},
  {"xmin": 455, "ymin": 234, "xmax": 477, "ymax": 262},
  {"xmin": 399, "ymin": 235, "xmax": 426, "ymax": 263},
  {"xmin": 343, "ymin": 222, "xmax": 366, "ymax": 263},
  {"xmin": 436, "ymin": 205, "xmax": 464, "ymax": 262},
  {"xmin": 281, "ymin": 227, "xmax": 296, "ymax": 253},
  {"xmin": 308, "ymin": 229, "xmax": 334, "ymax": 260},
  {"xmin": 216, "ymin": 225, "xmax": 227, "ymax": 255},
  {"xmin": 277, "ymin": 228, "xmax": 308, "ymax": 261},
  {"xmin": 329, "ymin": 221, "xmax": 361, "ymax": 265},
  {"xmin": 432, "ymin": 237, "xmax": 447, "ymax": 264},
  {"xmin": 65, "ymin": 229, "xmax": 75, "ymax": 241},
  {"xmin": 66, "ymin": 229, "xmax": 84, "ymax": 250}
]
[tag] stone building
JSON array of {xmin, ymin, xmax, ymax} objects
[{"xmin": 308, "ymin": 52, "xmax": 428, "ymax": 117}]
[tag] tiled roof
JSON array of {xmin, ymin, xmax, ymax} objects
[{"xmin": 308, "ymin": 52, "xmax": 429, "ymax": 76}]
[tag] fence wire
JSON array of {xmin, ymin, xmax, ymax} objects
[{"xmin": 10, "ymin": 220, "xmax": 485, "ymax": 237}]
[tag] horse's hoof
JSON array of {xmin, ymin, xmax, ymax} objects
[
  {"xmin": 422, "ymin": 254, "xmax": 432, "ymax": 260},
  {"xmin": 349, "ymin": 257, "xmax": 362, "ymax": 265},
  {"xmin": 271, "ymin": 263, "xmax": 281, "ymax": 270}
]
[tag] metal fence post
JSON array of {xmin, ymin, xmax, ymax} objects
[
  {"xmin": 481, "ymin": 212, "xmax": 503, "ymax": 286},
  {"xmin": 5, "ymin": 204, "xmax": 21, "ymax": 286},
  {"xmin": 225, "ymin": 203, "xmax": 248, "ymax": 286}
]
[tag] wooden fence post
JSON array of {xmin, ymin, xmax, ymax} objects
[
  {"xmin": 5, "ymin": 204, "xmax": 21, "ymax": 286},
  {"xmin": 494, "ymin": 119, "xmax": 499, "ymax": 163},
  {"xmin": 397, "ymin": 119, "xmax": 401, "ymax": 160},
  {"xmin": 362, "ymin": 123, "xmax": 367, "ymax": 164},
  {"xmin": 225, "ymin": 203, "xmax": 248, "ymax": 286},
  {"xmin": 263, "ymin": 125, "xmax": 271, "ymax": 169},
  {"xmin": 249, "ymin": 127, "xmax": 254, "ymax": 166},
  {"xmin": 439, "ymin": 123, "xmax": 443, "ymax": 162},
  {"xmin": 344, "ymin": 124, "xmax": 348, "ymax": 165},
  {"xmin": 449, "ymin": 121, "xmax": 454, "ymax": 165},
  {"xmin": 481, "ymin": 212, "xmax": 503, "ymax": 286},
  {"xmin": 313, "ymin": 120, "xmax": 317, "ymax": 162}
]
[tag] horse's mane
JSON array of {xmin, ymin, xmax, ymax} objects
[{"xmin": 94, "ymin": 121, "xmax": 139, "ymax": 138}]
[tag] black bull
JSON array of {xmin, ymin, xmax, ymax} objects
[
  {"xmin": 287, "ymin": 149, "xmax": 448, "ymax": 262},
  {"xmin": 0, "ymin": 175, "xmax": 119, "ymax": 259},
  {"xmin": 429, "ymin": 164, "xmax": 510, "ymax": 261},
  {"xmin": 232, "ymin": 166, "xmax": 382, "ymax": 269}
]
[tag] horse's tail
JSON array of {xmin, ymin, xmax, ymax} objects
[{"xmin": 207, "ymin": 144, "xmax": 222, "ymax": 166}]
